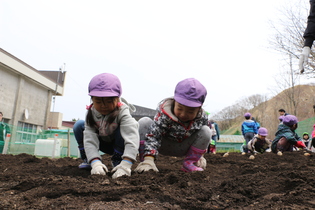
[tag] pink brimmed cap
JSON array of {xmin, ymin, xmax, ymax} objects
[
  {"xmin": 174, "ymin": 78, "xmax": 207, "ymax": 107},
  {"xmin": 88, "ymin": 73, "xmax": 122, "ymax": 97}
]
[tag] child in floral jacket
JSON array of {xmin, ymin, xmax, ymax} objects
[{"xmin": 135, "ymin": 78, "xmax": 211, "ymax": 173}]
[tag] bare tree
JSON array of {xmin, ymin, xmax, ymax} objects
[
  {"xmin": 268, "ymin": 1, "xmax": 311, "ymax": 116},
  {"xmin": 268, "ymin": 0, "xmax": 315, "ymax": 76},
  {"xmin": 270, "ymin": 54, "xmax": 302, "ymax": 116},
  {"xmin": 236, "ymin": 94, "xmax": 267, "ymax": 110},
  {"xmin": 212, "ymin": 94, "xmax": 267, "ymax": 131}
]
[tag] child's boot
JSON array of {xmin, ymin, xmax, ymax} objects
[
  {"xmin": 181, "ymin": 146, "xmax": 206, "ymax": 172},
  {"xmin": 78, "ymin": 147, "xmax": 91, "ymax": 169}
]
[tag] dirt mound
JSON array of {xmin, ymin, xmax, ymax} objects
[{"xmin": 1, "ymin": 151, "xmax": 315, "ymax": 209}]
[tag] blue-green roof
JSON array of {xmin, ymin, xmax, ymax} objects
[{"xmin": 219, "ymin": 135, "xmax": 244, "ymax": 143}]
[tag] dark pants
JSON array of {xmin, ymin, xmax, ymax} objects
[
  {"xmin": 73, "ymin": 120, "xmax": 125, "ymax": 160},
  {"xmin": 243, "ymin": 132, "xmax": 255, "ymax": 153},
  {"xmin": 271, "ymin": 137, "xmax": 294, "ymax": 153}
]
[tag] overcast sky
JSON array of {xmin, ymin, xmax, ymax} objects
[{"xmin": 1, "ymin": 0, "xmax": 312, "ymax": 121}]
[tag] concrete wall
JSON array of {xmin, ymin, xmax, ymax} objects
[
  {"xmin": 0, "ymin": 48, "xmax": 68, "ymax": 156},
  {"xmin": 47, "ymin": 112, "xmax": 63, "ymax": 129},
  {"xmin": 0, "ymin": 65, "xmax": 53, "ymax": 129},
  {"xmin": 0, "ymin": 66, "xmax": 19, "ymax": 119}
]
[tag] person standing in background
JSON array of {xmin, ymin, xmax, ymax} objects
[
  {"xmin": 251, "ymin": 117, "xmax": 260, "ymax": 129},
  {"xmin": 278, "ymin": 109, "xmax": 289, "ymax": 116},
  {"xmin": 0, "ymin": 112, "xmax": 11, "ymax": 153},
  {"xmin": 241, "ymin": 112, "xmax": 258, "ymax": 153}
]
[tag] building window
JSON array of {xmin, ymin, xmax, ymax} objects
[
  {"xmin": 16, "ymin": 122, "xmax": 39, "ymax": 143},
  {"xmin": 3, "ymin": 118, "xmax": 10, "ymax": 124}
]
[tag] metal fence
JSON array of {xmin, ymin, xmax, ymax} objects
[
  {"xmin": 2, "ymin": 126, "xmax": 79, "ymax": 158},
  {"xmin": 1, "ymin": 125, "xmax": 246, "ymax": 157}
]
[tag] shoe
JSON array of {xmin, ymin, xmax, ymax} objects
[{"xmin": 78, "ymin": 159, "xmax": 91, "ymax": 169}]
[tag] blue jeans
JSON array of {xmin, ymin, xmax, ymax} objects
[{"xmin": 73, "ymin": 120, "xmax": 125, "ymax": 159}]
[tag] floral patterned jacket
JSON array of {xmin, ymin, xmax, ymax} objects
[{"xmin": 144, "ymin": 98, "xmax": 208, "ymax": 157}]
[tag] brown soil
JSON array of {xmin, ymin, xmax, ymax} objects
[{"xmin": 1, "ymin": 151, "xmax": 315, "ymax": 210}]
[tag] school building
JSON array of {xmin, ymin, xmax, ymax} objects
[
  {"xmin": 0, "ymin": 48, "xmax": 66, "ymax": 153},
  {"xmin": 0, "ymin": 48, "xmax": 158, "ymax": 157}
]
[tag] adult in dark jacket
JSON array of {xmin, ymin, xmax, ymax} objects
[
  {"xmin": 278, "ymin": 109, "xmax": 289, "ymax": 116},
  {"xmin": 299, "ymin": 0, "xmax": 315, "ymax": 73}
]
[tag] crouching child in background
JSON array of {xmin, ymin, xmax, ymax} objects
[
  {"xmin": 207, "ymin": 140, "xmax": 216, "ymax": 154},
  {"xmin": 247, "ymin": 127, "xmax": 271, "ymax": 155},
  {"xmin": 271, "ymin": 115, "xmax": 308, "ymax": 155},
  {"xmin": 302, "ymin": 132, "xmax": 310, "ymax": 148}
]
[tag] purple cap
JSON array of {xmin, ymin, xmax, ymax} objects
[
  {"xmin": 244, "ymin": 112, "xmax": 251, "ymax": 118},
  {"xmin": 282, "ymin": 115, "xmax": 298, "ymax": 126},
  {"xmin": 88, "ymin": 73, "xmax": 122, "ymax": 97},
  {"xmin": 278, "ymin": 116, "xmax": 284, "ymax": 122},
  {"xmin": 258, "ymin": 127, "xmax": 268, "ymax": 136},
  {"xmin": 174, "ymin": 78, "xmax": 207, "ymax": 107}
]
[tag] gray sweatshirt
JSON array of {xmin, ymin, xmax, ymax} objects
[{"xmin": 84, "ymin": 102, "xmax": 139, "ymax": 163}]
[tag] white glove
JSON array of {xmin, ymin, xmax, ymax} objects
[
  {"xmin": 299, "ymin": 46, "xmax": 311, "ymax": 73},
  {"xmin": 134, "ymin": 156, "xmax": 159, "ymax": 173},
  {"xmin": 196, "ymin": 155, "xmax": 207, "ymax": 169},
  {"xmin": 111, "ymin": 160, "xmax": 132, "ymax": 179},
  {"xmin": 91, "ymin": 160, "xmax": 108, "ymax": 175}
]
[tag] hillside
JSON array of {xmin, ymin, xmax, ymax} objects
[{"xmin": 220, "ymin": 84, "xmax": 315, "ymax": 139}]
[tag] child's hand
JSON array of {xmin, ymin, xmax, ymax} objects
[
  {"xmin": 111, "ymin": 160, "xmax": 132, "ymax": 179},
  {"xmin": 134, "ymin": 156, "xmax": 159, "ymax": 173},
  {"xmin": 91, "ymin": 160, "xmax": 108, "ymax": 175},
  {"xmin": 196, "ymin": 156, "xmax": 207, "ymax": 169}
]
